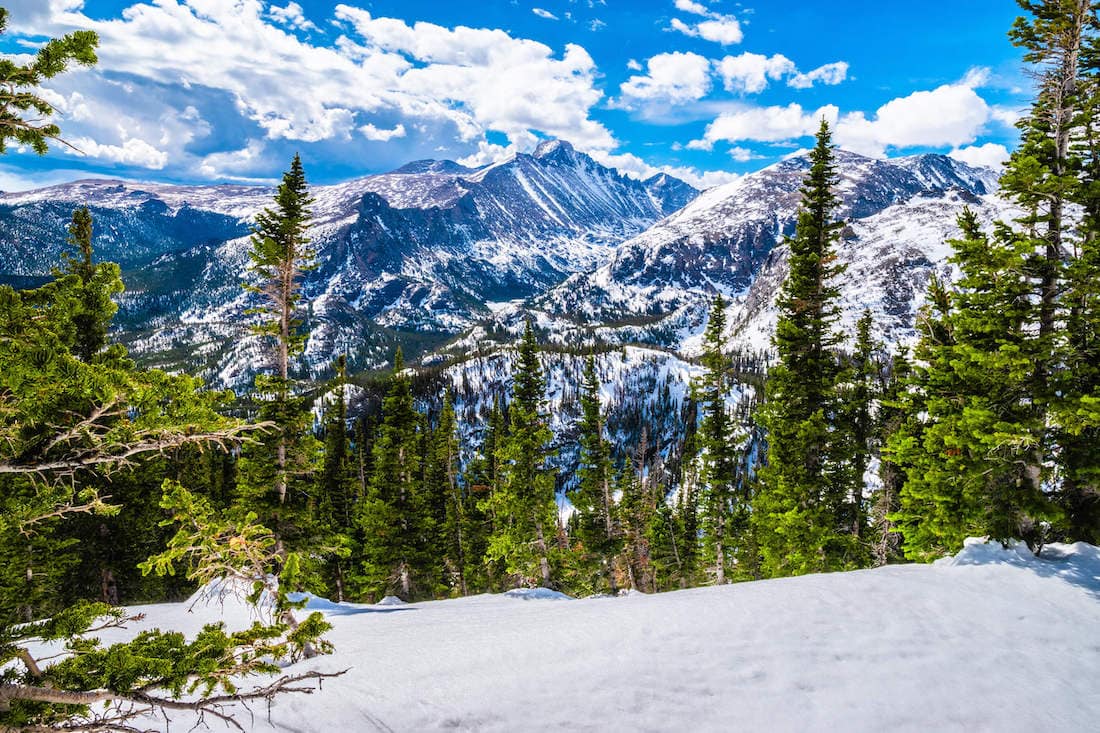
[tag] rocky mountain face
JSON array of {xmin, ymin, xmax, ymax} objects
[
  {"xmin": 0, "ymin": 140, "xmax": 695, "ymax": 387},
  {"xmin": 467, "ymin": 149, "xmax": 1004, "ymax": 357}
]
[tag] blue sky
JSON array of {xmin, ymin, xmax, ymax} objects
[{"xmin": 0, "ymin": 0, "xmax": 1029, "ymax": 190}]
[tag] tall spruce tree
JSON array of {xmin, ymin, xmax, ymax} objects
[
  {"xmin": 236, "ymin": 154, "xmax": 323, "ymax": 573},
  {"xmin": 835, "ymin": 311, "xmax": 877, "ymax": 548},
  {"xmin": 58, "ymin": 208, "xmax": 121, "ymax": 363},
  {"xmin": 355, "ymin": 349, "xmax": 434, "ymax": 600},
  {"xmin": 568, "ymin": 355, "xmax": 619, "ymax": 592},
  {"xmin": 888, "ymin": 0, "xmax": 1100, "ymax": 557},
  {"xmin": 754, "ymin": 120, "xmax": 856, "ymax": 577},
  {"xmin": 889, "ymin": 213, "xmax": 1053, "ymax": 558},
  {"xmin": 483, "ymin": 321, "xmax": 559, "ymax": 588},
  {"xmin": 695, "ymin": 295, "xmax": 742, "ymax": 584},
  {"xmin": 1043, "ymin": 0, "xmax": 1100, "ymax": 541},
  {"xmin": 319, "ymin": 355, "xmax": 356, "ymax": 601}
]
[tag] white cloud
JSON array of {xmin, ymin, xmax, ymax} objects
[
  {"xmin": 716, "ymin": 53, "xmax": 849, "ymax": 95},
  {"xmin": 618, "ymin": 51, "xmax": 712, "ymax": 107},
  {"xmin": 689, "ymin": 103, "xmax": 839, "ymax": 149},
  {"xmin": 674, "ymin": 0, "xmax": 709, "ymax": 16},
  {"xmin": 695, "ymin": 18, "xmax": 743, "ymax": 45},
  {"xmin": 590, "ymin": 149, "xmax": 740, "ymax": 189},
  {"xmin": 359, "ymin": 122, "xmax": 407, "ymax": 141},
  {"xmin": 716, "ymin": 53, "xmax": 796, "ymax": 94},
  {"xmin": 20, "ymin": 0, "xmax": 617, "ymax": 173},
  {"xmin": 198, "ymin": 139, "xmax": 275, "ymax": 181},
  {"xmin": 834, "ymin": 78, "xmax": 991, "ymax": 156},
  {"xmin": 667, "ymin": 1, "xmax": 743, "ymax": 46},
  {"xmin": 949, "ymin": 143, "xmax": 1009, "ymax": 170},
  {"xmin": 788, "ymin": 61, "xmax": 849, "ymax": 89},
  {"xmin": 626, "ymin": 58, "xmax": 642, "ymax": 71},
  {"xmin": 67, "ymin": 136, "xmax": 169, "ymax": 169},
  {"xmin": 269, "ymin": 2, "xmax": 319, "ymax": 32},
  {"xmin": 991, "ymin": 105, "xmax": 1023, "ymax": 127},
  {"xmin": 728, "ymin": 146, "xmax": 759, "ymax": 162},
  {"xmin": 589, "ymin": 19, "xmax": 606, "ymax": 31},
  {"xmin": 532, "ymin": 8, "xmax": 559, "ymax": 20}
]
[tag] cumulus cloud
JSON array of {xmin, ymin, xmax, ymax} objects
[
  {"xmin": 359, "ymin": 122, "xmax": 407, "ymax": 141},
  {"xmin": 17, "ymin": 0, "xmax": 617, "ymax": 177},
  {"xmin": 834, "ymin": 76, "xmax": 991, "ymax": 156},
  {"xmin": 716, "ymin": 53, "xmax": 848, "ymax": 94},
  {"xmin": 590, "ymin": 149, "xmax": 740, "ymax": 189},
  {"xmin": 949, "ymin": 142, "xmax": 1010, "ymax": 170},
  {"xmin": 788, "ymin": 61, "xmax": 849, "ymax": 89},
  {"xmin": 693, "ymin": 68, "xmax": 1009, "ymax": 160},
  {"xmin": 728, "ymin": 146, "xmax": 759, "ymax": 162},
  {"xmin": 269, "ymin": 2, "xmax": 319, "ymax": 32},
  {"xmin": 67, "ymin": 136, "xmax": 169, "ymax": 169},
  {"xmin": 689, "ymin": 103, "xmax": 839, "ymax": 150},
  {"xmin": 532, "ymin": 8, "xmax": 558, "ymax": 20},
  {"xmin": 667, "ymin": 1, "xmax": 742, "ymax": 45},
  {"xmin": 716, "ymin": 53, "xmax": 796, "ymax": 94},
  {"xmin": 617, "ymin": 51, "xmax": 712, "ymax": 107},
  {"xmin": 674, "ymin": 0, "xmax": 709, "ymax": 15}
]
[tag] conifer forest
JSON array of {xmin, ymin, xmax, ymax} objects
[{"xmin": 0, "ymin": 1, "xmax": 1098, "ymax": 730}]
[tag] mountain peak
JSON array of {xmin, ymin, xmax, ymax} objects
[
  {"xmin": 532, "ymin": 139, "xmax": 575, "ymax": 160},
  {"xmin": 390, "ymin": 159, "xmax": 476, "ymax": 175}
]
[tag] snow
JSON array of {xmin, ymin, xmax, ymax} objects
[{"xmin": 68, "ymin": 539, "xmax": 1100, "ymax": 731}]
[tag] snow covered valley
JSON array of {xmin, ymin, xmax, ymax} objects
[{"xmin": 93, "ymin": 540, "xmax": 1100, "ymax": 732}]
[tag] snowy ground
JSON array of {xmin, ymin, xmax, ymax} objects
[{"xmin": 95, "ymin": 540, "xmax": 1100, "ymax": 732}]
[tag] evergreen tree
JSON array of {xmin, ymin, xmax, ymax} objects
[
  {"xmin": 889, "ymin": 1, "xmax": 1100, "ymax": 557},
  {"xmin": 58, "ymin": 207, "xmax": 121, "ymax": 363},
  {"xmin": 694, "ymin": 295, "xmax": 743, "ymax": 584},
  {"xmin": 568, "ymin": 355, "xmax": 620, "ymax": 592},
  {"xmin": 236, "ymin": 155, "xmax": 323, "ymax": 576},
  {"xmin": 483, "ymin": 322, "xmax": 559, "ymax": 587},
  {"xmin": 0, "ymin": 8, "xmax": 97, "ymax": 154},
  {"xmin": 319, "ymin": 355, "xmax": 356, "ymax": 601},
  {"xmin": 354, "ymin": 350, "xmax": 434, "ymax": 600},
  {"xmin": 1043, "ymin": 0, "xmax": 1100, "ymax": 541},
  {"xmin": 871, "ymin": 349, "xmax": 911, "ymax": 565},
  {"xmin": 889, "ymin": 214, "xmax": 1053, "ymax": 559},
  {"xmin": 835, "ymin": 310, "xmax": 877, "ymax": 546},
  {"xmin": 754, "ymin": 120, "xmax": 856, "ymax": 577}
]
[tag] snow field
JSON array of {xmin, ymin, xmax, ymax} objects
[{"xmin": 84, "ymin": 540, "xmax": 1100, "ymax": 732}]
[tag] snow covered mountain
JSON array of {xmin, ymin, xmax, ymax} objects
[
  {"xmin": 472, "ymin": 150, "xmax": 1003, "ymax": 355},
  {"xmin": 0, "ymin": 140, "xmax": 696, "ymax": 385}
]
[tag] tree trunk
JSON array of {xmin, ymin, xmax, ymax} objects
[{"xmin": 534, "ymin": 520, "xmax": 551, "ymax": 587}]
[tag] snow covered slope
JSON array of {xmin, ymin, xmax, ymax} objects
[{"xmin": 86, "ymin": 539, "xmax": 1100, "ymax": 731}]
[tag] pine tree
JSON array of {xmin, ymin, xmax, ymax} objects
[
  {"xmin": 483, "ymin": 322, "xmax": 559, "ymax": 588},
  {"xmin": 432, "ymin": 396, "xmax": 472, "ymax": 595},
  {"xmin": 236, "ymin": 154, "xmax": 323, "ymax": 575},
  {"xmin": 568, "ymin": 355, "xmax": 619, "ymax": 592},
  {"xmin": 243, "ymin": 153, "xmax": 316, "ymax": 503},
  {"xmin": 58, "ymin": 208, "xmax": 121, "ymax": 363},
  {"xmin": 694, "ymin": 295, "xmax": 743, "ymax": 584},
  {"xmin": 889, "ymin": 213, "xmax": 1053, "ymax": 559},
  {"xmin": 354, "ymin": 350, "xmax": 434, "ymax": 600},
  {"xmin": 319, "ymin": 355, "xmax": 356, "ymax": 601},
  {"xmin": 871, "ymin": 348, "xmax": 911, "ymax": 565},
  {"xmin": 888, "ymin": 1, "xmax": 1100, "ymax": 557},
  {"xmin": 834, "ymin": 310, "xmax": 877, "ymax": 548},
  {"xmin": 753, "ymin": 120, "xmax": 856, "ymax": 577},
  {"xmin": 0, "ymin": 8, "xmax": 97, "ymax": 154},
  {"xmin": 1043, "ymin": 0, "xmax": 1100, "ymax": 541}
]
